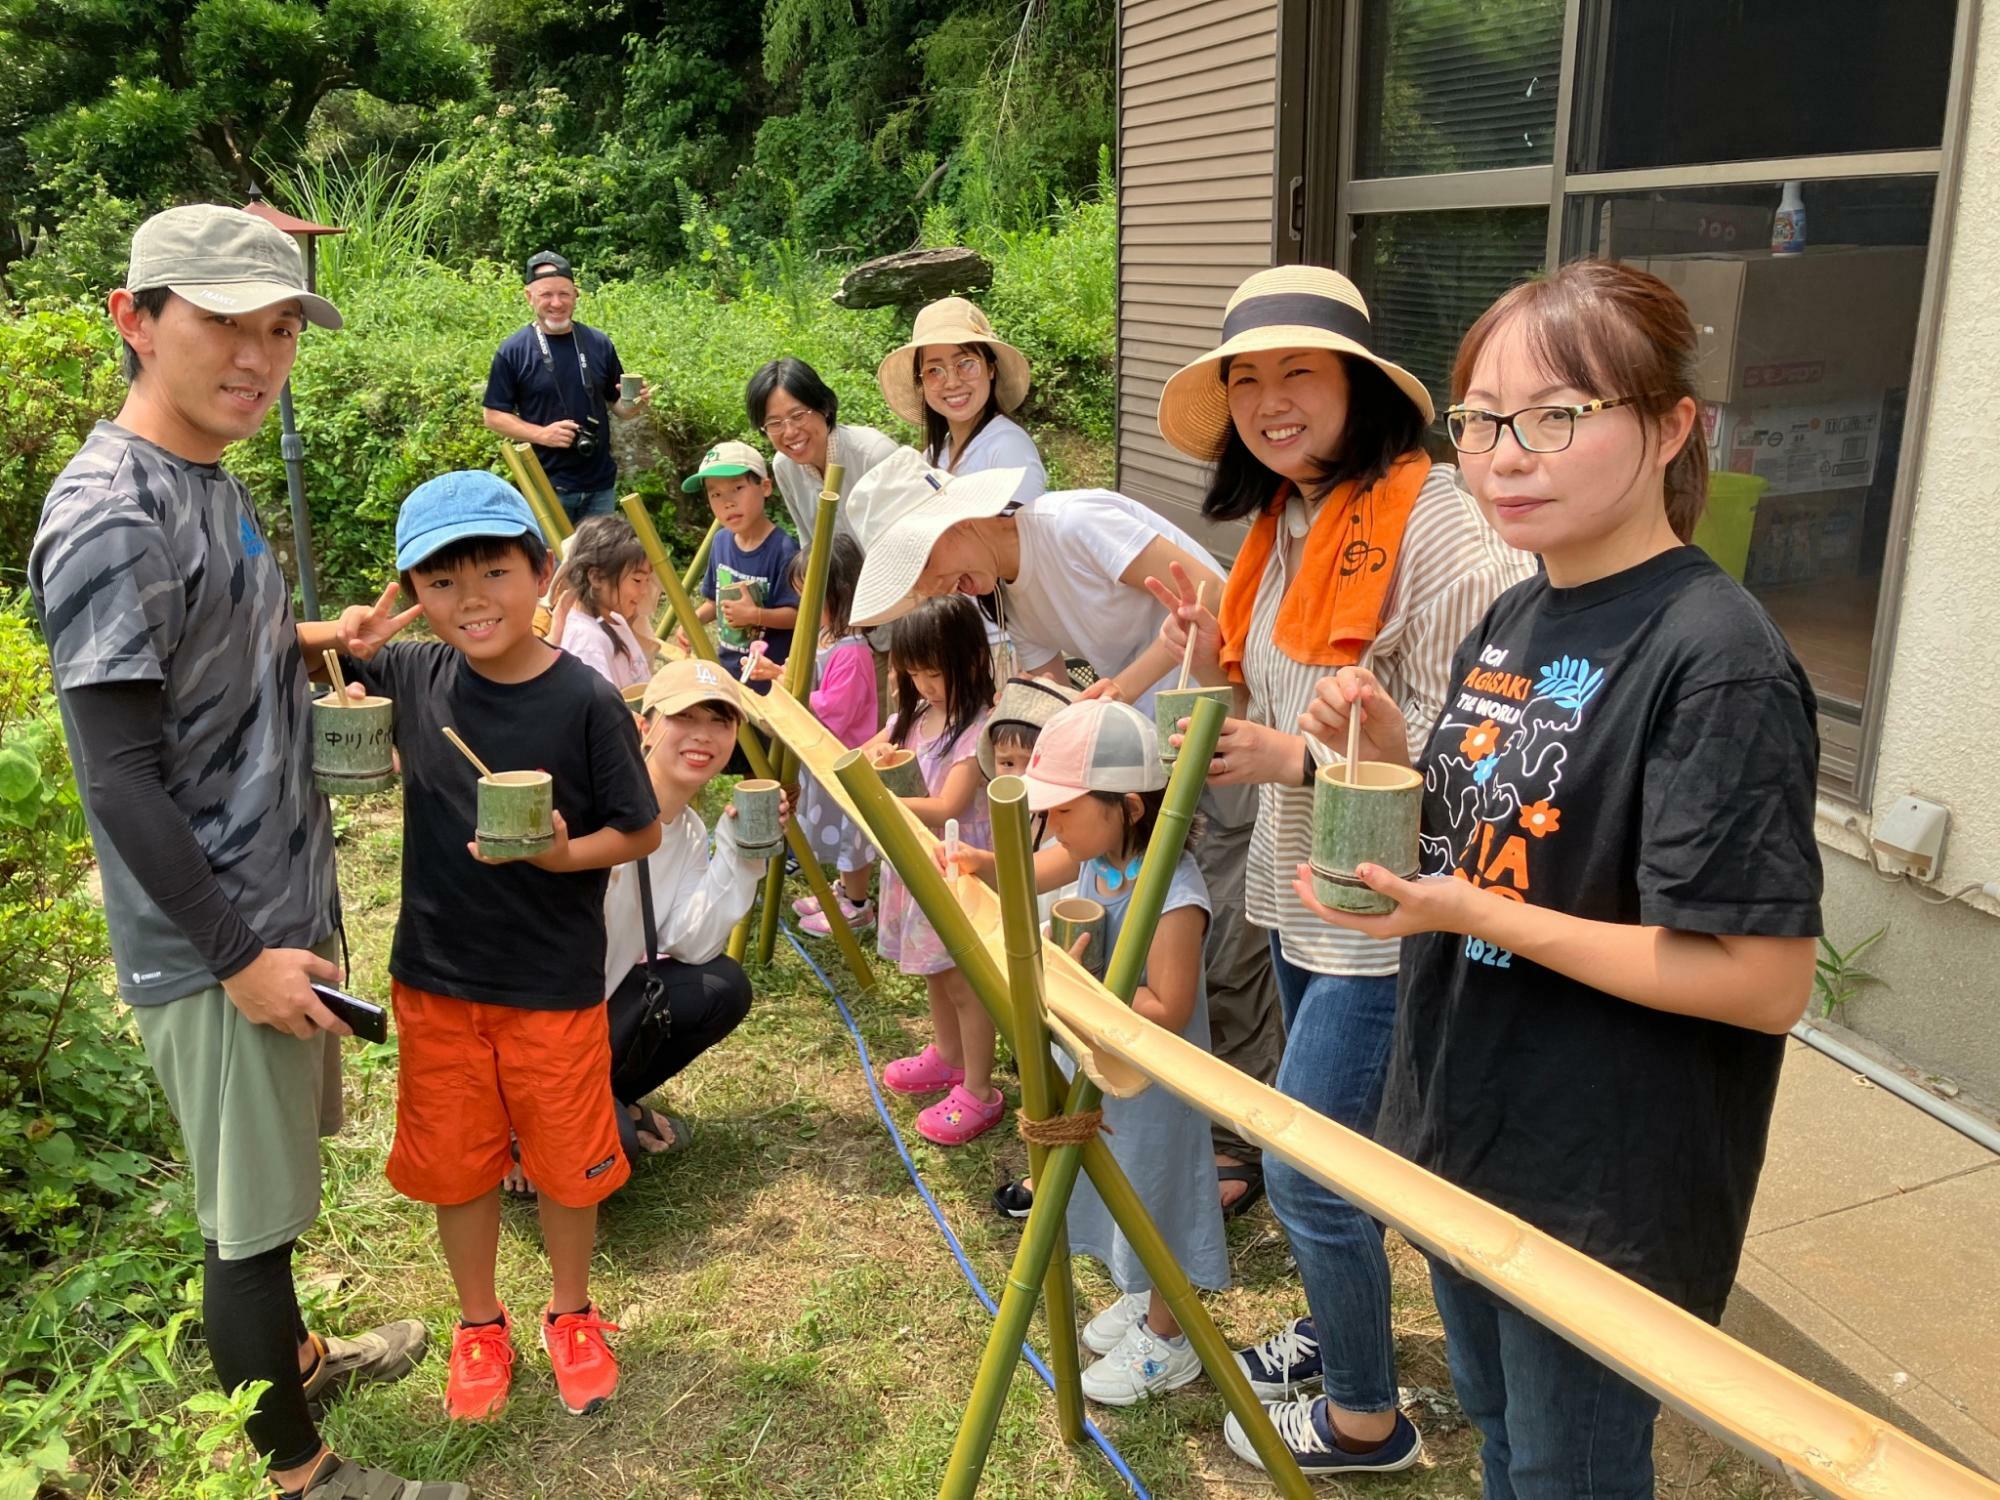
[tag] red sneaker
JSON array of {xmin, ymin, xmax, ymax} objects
[
  {"xmin": 542, "ymin": 1303, "xmax": 620, "ymax": 1416},
  {"xmin": 444, "ymin": 1310, "xmax": 515, "ymax": 1421}
]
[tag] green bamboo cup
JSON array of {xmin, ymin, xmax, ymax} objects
[
  {"xmin": 732, "ymin": 778, "xmax": 784, "ymax": 859},
  {"xmin": 621, "ymin": 372, "xmax": 642, "ymax": 403},
  {"xmin": 1048, "ymin": 896, "xmax": 1109, "ymax": 981},
  {"xmin": 1154, "ymin": 685, "xmax": 1232, "ymax": 765},
  {"xmin": 621, "ymin": 681, "xmax": 647, "ymax": 711},
  {"xmin": 476, "ymin": 770, "xmax": 554, "ymax": 861},
  {"xmin": 1310, "ymin": 761, "xmax": 1423, "ymax": 915},
  {"xmin": 876, "ymin": 748, "xmax": 929, "ymax": 799},
  {"xmin": 312, "ymin": 694, "xmax": 396, "ymax": 796}
]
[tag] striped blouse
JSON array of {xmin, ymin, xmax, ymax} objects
[{"xmin": 1241, "ymin": 462, "xmax": 1534, "ymax": 976}]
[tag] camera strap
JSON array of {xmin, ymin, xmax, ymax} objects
[{"xmin": 531, "ymin": 322, "xmax": 599, "ymax": 427}]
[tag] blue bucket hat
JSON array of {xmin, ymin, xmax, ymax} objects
[{"xmin": 395, "ymin": 470, "xmax": 541, "ymax": 571}]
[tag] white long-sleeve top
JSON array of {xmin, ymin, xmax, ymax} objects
[{"xmin": 602, "ymin": 806, "xmax": 762, "ymax": 992}]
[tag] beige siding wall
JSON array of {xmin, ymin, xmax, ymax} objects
[{"xmin": 1117, "ymin": 0, "xmax": 1281, "ymax": 557}]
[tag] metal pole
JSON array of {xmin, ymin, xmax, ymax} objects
[
  {"xmin": 279, "ymin": 383, "xmax": 319, "ymax": 620},
  {"xmin": 990, "ymin": 777, "xmax": 1086, "ymax": 1444},
  {"xmin": 623, "ymin": 494, "xmax": 875, "ymax": 991},
  {"xmin": 755, "ymin": 464, "xmax": 845, "ymax": 966}
]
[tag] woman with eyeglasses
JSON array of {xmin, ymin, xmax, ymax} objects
[
  {"xmin": 746, "ymin": 357, "xmax": 901, "ymax": 551},
  {"xmin": 1295, "ymin": 260, "xmax": 1824, "ymax": 1498},
  {"xmin": 877, "ymin": 297, "xmax": 1048, "ymax": 504},
  {"xmin": 1149, "ymin": 265, "xmax": 1530, "ymax": 1479}
]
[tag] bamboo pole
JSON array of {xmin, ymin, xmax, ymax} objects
[
  {"xmin": 681, "ymin": 517, "xmax": 721, "ymax": 596},
  {"xmin": 510, "ymin": 441, "xmax": 572, "ymax": 539},
  {"xmin": 939, "ymin": 698, "xmax": 1310, "ymax": 1500},
  {"xmin": 755, "ymin": 464, "xmax": 846, "ymax": 966},
  {"xmin": 620, "ymin": 494, "xmax": 875, "ymax": 992},
  {"xmin": 499, "ymin": 443, "xmax": 570, "ymax": 547},
  {"xmin": 780, "ymin": 690, "xmax": 2000, "ymax": 1500},
  {"xmin": 988, "ymin": 777, "xmax": 1086, "ymax": 1444}
]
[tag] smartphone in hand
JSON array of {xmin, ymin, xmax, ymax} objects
[{"xmin": 309, "ymin": 982, "xmax": 390, "ymax": 1044}]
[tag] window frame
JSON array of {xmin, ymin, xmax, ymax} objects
[{"xmin": 1294, "ymin": 0, "xmax": 1980, "ymax": 808}]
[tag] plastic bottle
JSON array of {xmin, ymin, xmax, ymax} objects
[{"xmin": 1772, "ymin": 181, "xmax": 1806, "ymax": 256}]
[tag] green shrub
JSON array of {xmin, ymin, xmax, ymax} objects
[{"xmin": 0, "ymin": 307, "xmax": 125, "ymax": 591}]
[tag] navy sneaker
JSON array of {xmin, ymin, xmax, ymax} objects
[
  {"xmin": 1224, "ymin": 1395, "xmax": 1422, "ymax": 1476},
  {"xmin": 1233, "ymin": 1316, "xmax": 1321, "ymax": 1399}
]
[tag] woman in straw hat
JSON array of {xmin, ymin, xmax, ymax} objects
[
  {"xmin": 877, "ymin": 296, "xmax": 1048, "ymax": 503},
  {"xmin": 1149, "ymin": 265, "xmax": 1530, "ymax": 1477}
]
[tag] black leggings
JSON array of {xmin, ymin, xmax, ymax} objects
[
  {"xmin": 608, "ymin": 954, "xmax": 753, "ymax": 1115},
  {"xmin": 203, "ymin": 1238, "xmax": 319, "ymax": 1470}
]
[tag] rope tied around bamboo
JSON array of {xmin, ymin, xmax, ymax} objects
[{"xmin": 1017, "ymin": 1108, "xmax": 1109, "ymax": 1147}]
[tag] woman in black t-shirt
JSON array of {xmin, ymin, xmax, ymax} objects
[{"xmin": 1294, "ymin": 260, "xmax": 1823, "ymax": 1498}]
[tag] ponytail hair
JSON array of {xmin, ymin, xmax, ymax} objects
[{"xmin": 1451, "ymin": 259, "xmax": 1709, "ymax": 541}]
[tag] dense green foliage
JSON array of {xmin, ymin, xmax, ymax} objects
[{"xmin": 2, "ymin": 0, "xmax": 1115, "ymax": 293}]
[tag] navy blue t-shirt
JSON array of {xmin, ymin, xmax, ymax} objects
[
  {"xmin": 483, "ymin": 323, "xmax": 623, "ymax": 492},
  {"xmin": 702, "ymin": 523, "xmax": 802, "ymax": 690}
]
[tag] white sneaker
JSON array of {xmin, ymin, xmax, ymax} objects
[
  {"xmin": 1081, "ymin": 1292, "xmax": 1150, "ymax": 1356},
  {"xmin": 1080, "ymin": 1317, "xmax": 1202, "ymax": 1406}
]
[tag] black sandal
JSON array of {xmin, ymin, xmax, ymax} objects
[
  {"xmin": 992, "ymin": 1178, "xmax": 1034, "ymax": 1220},
  {"xmin": 1218, "ymin": 1161, "xmax": 1265, "ymax": 1220}
]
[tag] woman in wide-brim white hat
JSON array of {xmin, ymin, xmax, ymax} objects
[
  {"xmin": 1147, "ymin": 264, "xmax": 1532, "ymax": 1477},
  {"xmin": 876, "ymin": 297, "xmax": 1048, "ymax": 504}
]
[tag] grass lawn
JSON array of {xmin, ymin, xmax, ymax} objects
[{"xmin": 291, "ymin": 799, "xmax": 1789, "ymax": 1499}]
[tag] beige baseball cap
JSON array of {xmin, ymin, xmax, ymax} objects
[
  {"xmin": 642, "ymin": 657, "xmax": 744, "ymax": 718},
  {"xmin": 126, "ymin": 205, "xmax": 342, "ymax": 329}
]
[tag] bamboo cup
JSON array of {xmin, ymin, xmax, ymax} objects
[
  {"xmin": 875, "ymin": 748, "xmax": 928, "ymax": 799},
  {"xmin": 732, "ymin": 778, "xmax": 784, "ymax": 859},
  {"xmin": 1309, "ymin": 761, "xmax": 1422, "ymax": 915},
  {"xmin": 476, "ymin": 770, "xmax": 555, "ymax": 860},
  {"xmin": 1048, "ymin": 897, "xmax": 1110, "ymax": 981},
  {"xmin": 1154, "ymin": 685, "xmax": 1232, "ymax": 766},
  {"xmin": 311, "ymin": 693, "xmax": 396, "ymax": 796}
]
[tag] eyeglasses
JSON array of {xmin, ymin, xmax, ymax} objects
[
  {"xmin": 1444, "ymin": 397, "xmax": 1641, "ymax": 455},
  {"xmin": 919, "ymin": 354, "xmax": 987, "ymax": 386},
  {"xmin": 760, "ymin": 410, "xmax": 820, "ymax": 437}
]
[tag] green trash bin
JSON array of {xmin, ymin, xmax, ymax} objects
[{"xmin": 1694, "ymin": 472, "xmax": 1767, "ymax": 583}]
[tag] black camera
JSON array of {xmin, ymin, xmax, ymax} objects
[{"xmin": 572, "ymin": 414, "xmax": 603, "ymax": 459}]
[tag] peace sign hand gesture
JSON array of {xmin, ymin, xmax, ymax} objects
[
  {"xmin": 337, "ymin": 582, "xmax": 424, "ymax": 661},
  {"xmin": 1141, "ymin": 560, "xmax": 1223, "ymax": 683}
]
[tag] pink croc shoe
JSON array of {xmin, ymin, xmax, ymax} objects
[
  {"xmin": 917, "ymin": 1084, "xmax": 1006, "ymax": 1146},
  {"xmin": 882, "ymin": 1044, "xmax": 966, "ymax": 1097}
]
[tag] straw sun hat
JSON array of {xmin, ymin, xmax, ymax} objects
[
  {"xmin": 875, "ymin": 297, "xmax": 1032, "ymax": 426},
  {"xmin": 1156, "ymin": 266, "xmax": 1434, "ymax": 462}
]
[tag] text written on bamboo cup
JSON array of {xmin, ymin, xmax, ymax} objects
[{"xmin": 312, "ymin": 694, "xmax": 396, "ymax": 796}]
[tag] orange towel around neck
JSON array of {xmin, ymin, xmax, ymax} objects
[{"xmin": 1218, "ymin": 453, "xmax": 1432, "ymax": 680}]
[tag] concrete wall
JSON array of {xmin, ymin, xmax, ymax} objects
[{"xmin": 1811, "ymin": 0, "xmax": 2000, "ymax": 1109}]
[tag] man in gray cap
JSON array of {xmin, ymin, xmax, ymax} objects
[
  {"xmin": 482, "ymin": 249, "xmax": 650, "ymax": 521},
  {"xmin": 28, "ymin": 205, "xmax": 465, "ymax": 1500}
]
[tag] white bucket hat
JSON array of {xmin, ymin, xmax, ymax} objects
[
  {"xmin": 876, "ymin": 297, "xmax": 1032, "ymax": 426},
  {"xmin": 1156, "ymin": 265, "xmax": 1433, "ymax": 462},
  {"xmin": 845, "ymin": 446, "xmax": 1028, "ymax": 627}
]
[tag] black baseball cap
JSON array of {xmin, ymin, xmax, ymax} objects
[{"xmin": 525, "ymin": 251, "xmax": 574, "ymax": 285}]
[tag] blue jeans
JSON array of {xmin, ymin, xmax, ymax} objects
[
  {"xmin": 1429, "ymin": 1261, "xmax": 1658, "ymax": 1498},
  {"xmin": 1264, "ymin": 936, "xmax": 1399, "ymax": 1412},
  {"xmin": 556, "ymin": 484, "xmax": 619, "ymax": 521}
]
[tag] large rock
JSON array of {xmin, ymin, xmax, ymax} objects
[{"xmin": 834, "ymin": 246, "xmax": 993, "ymax": 312}]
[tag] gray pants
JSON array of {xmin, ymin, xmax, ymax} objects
[{"xmin": 1192, "ymin": 783, "xmax": 1283, "ymax": 1166}]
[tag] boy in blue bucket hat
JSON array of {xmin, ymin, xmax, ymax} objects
[{"xmin": 338, "ymin": 469, "xmax": 661, "ymax": 1423}]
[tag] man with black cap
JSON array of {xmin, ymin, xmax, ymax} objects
[
  {"xmin": 29, "ymin": 205, "xmax": 465, "ymax": 1498},
  {"xmin": 482, "ymin": 249, "xmax": 651, "ymax": 521}
]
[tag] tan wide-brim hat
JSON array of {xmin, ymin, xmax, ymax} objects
[
  {"xmin": 876, "ymin": 297, "xmax": 1032, "ymax": 426},
  {"xmin": 1157, "ymin": 266, "xmax": 1433, "ymax": 462}
]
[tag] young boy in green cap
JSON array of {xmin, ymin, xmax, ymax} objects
[{"xmin": 678, "ymin": 439, "xmax": 801, "ymax": 690}]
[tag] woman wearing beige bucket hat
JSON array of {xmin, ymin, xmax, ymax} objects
[
  {"xmin": 877, "ymin": 297, "xmax": 1048, "ymax": 504},
  {"xmin": 1147, "ymin": 265, "xmax": 1531, "ymax": 1477}
]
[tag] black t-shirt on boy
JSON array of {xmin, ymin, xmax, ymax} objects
[
  {"xmin": 348, "ymin": 641, "xmax": 657, "ymax": 1010},
  {"xmin": 1378, "ymin": 547, "xmax": 1823, "ymax": 1318}
]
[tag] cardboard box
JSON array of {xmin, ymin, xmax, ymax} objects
[
  {"xmin": 1711, "ymin": 393, "xmax": 1885, "ymax": 496},
  {"xmin": 1625, "ymin": 247, "xmax": 1926, "ymax": 404}
]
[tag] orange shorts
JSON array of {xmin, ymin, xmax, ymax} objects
[{"xmin": 385, "ymin": 981, "xmax": 630, "ymax": 1209}]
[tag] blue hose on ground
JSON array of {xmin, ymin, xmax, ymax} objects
[{"xmin": 781, "ymin": 927, "xmax": 1155, "ymax": 1500}]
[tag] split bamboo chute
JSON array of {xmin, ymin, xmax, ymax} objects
[{"xmin": 742, "ymin": 678, "xmax": 2000, "ymax": 1500}]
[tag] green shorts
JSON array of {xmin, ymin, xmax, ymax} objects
[{"xmin": 133, "ymin": 951, "xmax": 343, "ymax": 1262}]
